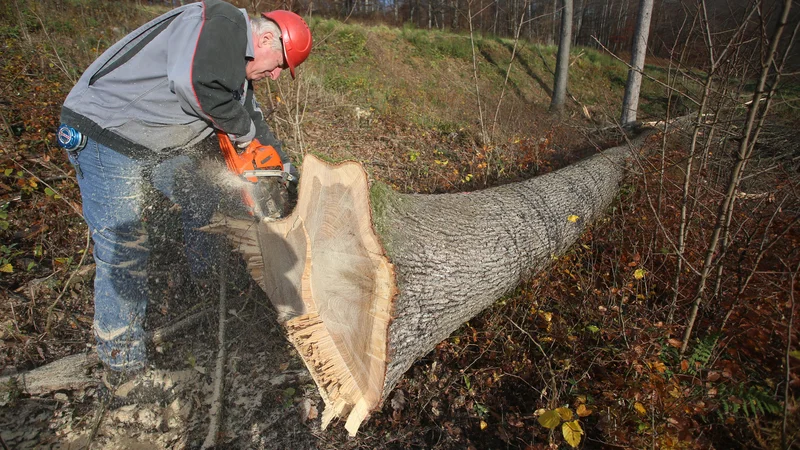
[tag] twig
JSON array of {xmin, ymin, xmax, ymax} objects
[
  {"xmin": 490, "ymin": 0, "xmax": 528, "ymax": 141},
  {"xmin": 86, "ymin": 396, "xmax": 108, "ymax": 449},
  {"xmin": 467, "ymin": 1, "xmax": 487, "ymax": 144},
  {"xmin": 506, "ymin": 316, "xmax": 559, "ymax": 406},
  {"xmin": 44, "ymin": 228, "xmax": 91, "ymax": 333},
  {"xmin": 534, "ymin": 44, "xmax": 586, "ymax": 110},
  {"xmin": 680, "ymin": 0, "xmax": 794, "ymax": 355},
  {"xmin": 30, "ymin": 9, "xmax": 75, "ymax": 85},
  {"xmin": 590, "ymin": 36, "xmax": 701, "ymax": 107},
  {"xmin": 12, "ymin": 160, "xmax": 83, "ymax": 218},
  {"xmin": 782, "ymin": 259, "xmax": 799, "ymax": 450},
  {"xmin": 0, "ymin": 109, "xmax": 16, "ymax": 143},
  {"xmin": 12, "ymin": 0, "xmax": 31, "ymax": 46},
  {"xmin": 0, "ymin": 429, "xmax": 9, "ymax": 450},
  {"xmin": 202, "ymin": 258, "xmax": 228, "ymax": 449},
  {"xmin": 148, "ymin": 308, "xmax": 214, "ymax": 345}
]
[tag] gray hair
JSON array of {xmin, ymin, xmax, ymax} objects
[{"xmin": 251, "ymin": 17, "xmax": 283, "ymax": 51}]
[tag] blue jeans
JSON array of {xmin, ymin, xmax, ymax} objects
[{"xmin": 68, "ymin": 137, "xmax": 221, "ymax": 371}]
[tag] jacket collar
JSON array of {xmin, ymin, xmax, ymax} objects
[{"xmin": 241, "ymin": 9, "xmax": 254, "ymax": 59}]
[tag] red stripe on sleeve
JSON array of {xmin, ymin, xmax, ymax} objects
[{"xmin": 189, "ymin": 2, "xmax": 219, "ymax": 129}]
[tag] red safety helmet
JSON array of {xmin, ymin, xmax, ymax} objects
[{"xmin": 261, "ymin": 10, "xmax": 312, "ymax": 79}]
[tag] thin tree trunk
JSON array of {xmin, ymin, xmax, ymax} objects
[
  {"xmin": 429, "ymin": 0, "xmax": 433, "ymax": 28},
  {"xmin": 599, "ymin": 1, "xmax": 610, "ymax": 49},
  {"xmin": 13, "ymin": 0, "xmax": 32, "ymax": 47},
  {"xmin": 620, "ymin": 0, "xmax": 654, "ymax": 125},
  {"xmin": 493, "ymin": 0, "xmax": 499, "ymax": 34},
  {"xmin": 667, "ymin": 71, "xmax": 711, "ymax": 323},
  {"xmin": 492, "ymin": 0, "xmax": 529, "ymax": 139},
  {"xmin": 528, "ymin": 0, "xmax": 534, "ymax": 40},
  {"xmin": 212, "ymin": 128, "xmax": 658, "ymax": 436},
  {"xmin": 680, "ymin": 0, "xmax": 793, "ymax": 354},
  {"xmin": 573, "ymin": 0, "xmax": 584, "ymax": 46},
  {"xmin": 783, "ymin": 261, "xmax": 799, "ymax": 449},
  {"xmin": 468, "ymin": 2, "xmax": 489, "ymax": 144},
  {"xmin": 550, "ymin": 0, "xmax": 573, "ymax": 112},
  {"xmin": 614, "ymin": 0, "xmax": 629, "ymax": 52}
]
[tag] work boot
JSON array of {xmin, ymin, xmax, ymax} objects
[{"xmin": 100, "ymin": 367, "xmax": 173, "ymax": 407}]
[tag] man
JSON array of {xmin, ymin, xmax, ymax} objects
[{"xmin": 57, "ymin": 1, "xmax": 311, "ymax": 383}]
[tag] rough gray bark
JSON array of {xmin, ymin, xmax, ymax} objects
[
  {"xmin": 378, "ymin": 129, "xmax": 654, "ymax": 398},
  {"xmin": 620, "ymin": 0, "xmax": 655, "ymax": 124},
  {"xmin": 550, "ymin": 0, "xmax": 573, "ymax": 112}
]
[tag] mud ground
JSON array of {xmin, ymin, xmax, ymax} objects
[{"xmin": 1, "ymin": 189, "xmax": 328, "ymax": 450}]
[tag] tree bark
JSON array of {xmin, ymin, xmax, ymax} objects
[
  {"xmin": 573, "ymin": 0, "xmax": 584, "ymax": 46},
  {"xmin": 550, "ymin": 0, "xmax": 573, "ymax": 112},
  {"xmin": 212, "ymin": 128, "xmax": 657, "ymax": 435},
  {"xmin": 620, "ymin": 0, "xmax": 654, "ymax": 124}
]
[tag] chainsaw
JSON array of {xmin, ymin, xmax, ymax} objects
[{"xmin": 216, "ymin": 130, "xmax": 296, "ymax": 220}]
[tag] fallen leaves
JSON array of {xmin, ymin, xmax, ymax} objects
[
  {"xmin": 561, "ymin": 420, "xmax": 583, "ymax": 448},
  {"xmin": 555, "ymin": 407, "xmax": 573, "ymax": 421},
  {"xmin": 576, "ymin": 404, "xmax": 592, "ymax": 417},
  {"xmin": 536, "ymin": 407, "xmax": 585, "ymax": 447}
]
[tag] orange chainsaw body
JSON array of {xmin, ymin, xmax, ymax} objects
[
  {"xmin": 216, "ymin": 130, "xmax": 285, "ymax": 217},
  {"xmin": 216, "ymin": 130, "xmax": 283, "ymax": 181}
]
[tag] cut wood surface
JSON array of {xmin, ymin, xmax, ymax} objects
[{"xmin": 212, "ymin": 127, "xmax": 657, "ymax": 435}]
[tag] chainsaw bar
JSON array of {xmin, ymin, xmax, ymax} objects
[
  {"xmin": 247, "ymin": 177, "xmax": 289, "ymax": 220},
  {"xmin": 241, "ymin": 169, "xmax": 296, "ymax": 182}
]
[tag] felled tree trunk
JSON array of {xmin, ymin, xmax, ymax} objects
[{"xmin": 211, "ymin": 128, "xmax": 656, "ymax": 435}]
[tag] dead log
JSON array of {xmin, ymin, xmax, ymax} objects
[
  {"xmin": 0, "ymin": 352, "xmax": 98, "ymax": 395},
  {"xmin": 210, "ymin": 128, "xmax": 657, "ymax": 435}
]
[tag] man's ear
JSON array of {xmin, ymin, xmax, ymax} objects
[{"xmin": 259, "ymin": 31, "xmax": 275, "ymax": 48}]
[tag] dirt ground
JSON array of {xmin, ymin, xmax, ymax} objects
[{"xmin": 0, "ymin": 192, "xmax": 330, "ymax": 449}]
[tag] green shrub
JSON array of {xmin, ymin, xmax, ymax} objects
[{"xmin": 401, "ymin": 26, "xmax": 474, "ymax": 61}]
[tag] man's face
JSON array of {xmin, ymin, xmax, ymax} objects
[{"xmin": 246, "ymin": 30, "xmax": 287, "ymax": 81}]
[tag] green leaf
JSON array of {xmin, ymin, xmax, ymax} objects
[
  {"xmin": 562, "ymin": 420, "xmax": 583, "ymax": 448},
  {"xmin": 26, "ymin": 261, "xmax": 35, "ymax": 271},
  {"xmin": 789, "ymin": 350, "xmax": 800, "ymax": 360},
  {"xmin": 283, "ymin": 387, "xmax": 296, "ymax": 398},
  {"xmin": 634, "ymin": 268, "xmax": 646, "ymax": 280},
  {"xmin": 0, "ymin": 263, "xmax": 13, "ymax": 273},
  {"xmin": 3, "ymin": 169, "xmax": 12, "ymax": 176},
  {"xmin": 0, "ymin": 221, "xmax": 8, "ymax": 231},
  {"xmin": 537, "ymin": 409, "xmax": 561, "ymax": 429},
  {"xmin": 586, "ymin": 325, "xmax": 600, "ymax": 333},
  {"xmin": 44, "ymin": 187, "xmax": 56, "ymax": 197}
]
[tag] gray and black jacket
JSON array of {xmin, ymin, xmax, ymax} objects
[{"xmin": 60, "ymin": 0, "xmax": 287, "ymax": 162}]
